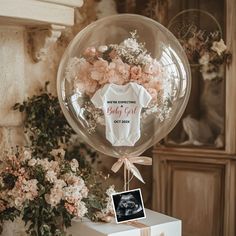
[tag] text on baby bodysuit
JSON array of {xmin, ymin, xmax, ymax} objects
[{"xmin": 91, "ymin": 82, "xmax": 152, "ymax": 146}]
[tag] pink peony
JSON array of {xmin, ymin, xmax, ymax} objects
[
  {"xmin": 130, "ymin": 65, "xmax": 142, "ymax": 81},
  {"xmin": 112, "ymin": 58, "xmax": 130, "ymax": 83},
  {"xmin": 65, "ymin": 202, "xmax": 75, "ymax": 215},
  {"xmin": 91, "ymin": 58, "xmax": 109, "ymax": 81},
  {"xmin": 107, "ymin": 69, "xmax": 123, "ymax": 85}
]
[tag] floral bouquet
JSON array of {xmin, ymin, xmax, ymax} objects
[
  {"xmin": 0, "ymin": 147, "xmax": 115, "ymax": 236},
  {"xmin": 65, "ymin": 31, "xmax": 173, "ymax": 133},
  {"xmin": 181, "ymin": 34, "xmax": 231, "ymax": 80}
]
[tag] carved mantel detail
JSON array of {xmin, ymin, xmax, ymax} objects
[{"xmin": 27, "ymin": 25, "xmax": 65, "ymax": 62}]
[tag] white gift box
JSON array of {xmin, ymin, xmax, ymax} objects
[{"xmin": 67, "ymin": 209, "xmax": 181, "ymax": 236}]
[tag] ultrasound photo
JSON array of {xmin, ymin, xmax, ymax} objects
[{"xmin": 111, "ymin": 189, "xmax": 146, "ymax": 223}]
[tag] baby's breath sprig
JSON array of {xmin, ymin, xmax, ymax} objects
[{"xmin": 110, "ymin": 31, "xmax": 152, "ymax": 66}]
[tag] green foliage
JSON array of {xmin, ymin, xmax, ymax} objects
[
  {"xmin": 22, "ymin": 198, "xmax": 71, "ymax": 236},
  {"xmin": 0, "ymin": 208, "xmax": 21, "ymax": 234},
  {"xmin": 13, "ymin": 82, "xmax": 74, "ymax": 157},
  {"xmin": 0, "ymin": 82, "xmax": 108, "ymax": 236}
]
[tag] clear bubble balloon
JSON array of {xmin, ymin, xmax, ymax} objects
[{"xmin": 57, "ymin": 14, "xmax": 191, "ymax": 158}]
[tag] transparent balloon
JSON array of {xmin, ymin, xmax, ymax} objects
[{"xmin": 57, "ymin": 14, "xmax": 191, "ymax": 158}]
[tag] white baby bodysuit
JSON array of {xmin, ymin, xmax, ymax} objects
[{"xmin": 91, "ymin": 82, "xmax": 152, "ymax": 146}]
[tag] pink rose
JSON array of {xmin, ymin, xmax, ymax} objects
[
  {"xmin": 74, "ymin": 59, "xmax": 91, "ymax": 82},
  {"xmin": 112, "ymin": 58, "xmax": 130, "ymax": 82},
  {"xmin": 130, "ymin": 65, "xmax": 142, "ymax": 81},
  {"xmin": 144, "ymin": 80, "xmax": 162, "ymax": 92},
  {"xmin": 91, "ymin": 58, "xmax": 109, "ymax": 82},
  {"xmin": 138, "ymin": 73, "xmax": 150, "ymax": 85},
  {"xmin": 143, "ymin": 61, "xmax": 161, "ymax": 76},
  {"xmin": 83, "ymin": 47, "xmax": 97, "ymax": 57},
  {"xmin": 107, "ymin": 69, "xmax": 123, "ymax": 85}
]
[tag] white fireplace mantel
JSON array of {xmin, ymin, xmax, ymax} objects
[
  {"xmin": 0, "ymin": 0, "xmax": 84, "ymax": 129},
  {"xmin": 0, "ymin": 0, "xmax": 84, "ymax": 26}
]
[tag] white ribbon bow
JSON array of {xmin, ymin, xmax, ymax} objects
[{"xmin": 111, "ymin": 156, "xmax": 152, "ymax": 183}]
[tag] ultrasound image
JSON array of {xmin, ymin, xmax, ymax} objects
[{"xmin": 112, "ymin": 189, "xmax": 145, "ymax": 223}]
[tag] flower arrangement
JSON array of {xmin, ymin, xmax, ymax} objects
[
  {"xmin": 65, "ymin": 31, "xmax": 173, "ymax": 132},
  {"xmin": 0, "ymin": 84, "xmax": 115, "ymax": 236},
  {"xmin": 0, "ymin": 148, "xmax": 88, "ymax": 235},
  {"xmin": 180, "ymin": 33, "xmax": 231, "ymax": 80}
]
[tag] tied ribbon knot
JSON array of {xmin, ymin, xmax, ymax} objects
[{"xmin": 111, "ymin": 156, "xmax": 152, "ymax": 183}]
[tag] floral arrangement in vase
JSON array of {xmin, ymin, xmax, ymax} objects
[
  {"xmin": 0, "ymin": 84, "xmax": 115, "ymax": 236},
  {"xmin": 65, "ymin": 31, "xmax": 174, "ymax": 133}
]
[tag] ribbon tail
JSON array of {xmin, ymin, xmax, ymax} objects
[
  {"xmin": 129, "ymin": 156, "xmax": 152, "ymax": 166},
  {"xmin": 129, "ymin": 164, "xmax": 145, "ymax": 183},
  {"xmin": 111, "ymin": 159, "xmax": 124, "ymax": 173}
]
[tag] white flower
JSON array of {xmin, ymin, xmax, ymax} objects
[
  {"xmin": 70, "ymin": 159, "xmax": 79, "ymax": 172},
  {"xmin": 8, "ymin": 178, "xmax": 38, "ymax": 209},
  {"xmin": 45, "ymin": 170, "xmax": 57, "ymax": 183},
  {"xmin": 65, "ymin": 57, "xmax": 81, "ymax": 82},
  {"xmin": 101, "ymin": 185, "xmax": 116, "ymax": 215},
  {"xmin": 23, "ymin": 150, "xmax": 31, "ymax": 161},
  {"xmin": 37, "ymin": 159, "xmax": 50, "ymax": 170},
  {"xmin": 201, "ymin": 65, "xmax": 218, "ymax": 80},
  {"xmin": 64, "ymin": 174, "xmax": 85, "ymax": 188},
  {"xmin": 81, "ymin": 186, "xmax": 89, "ymax": 198},
  {"xmin": 200, "ymin": 63, "xmax": 224, "ymax": 81},
  {"xmin": 199, "ymin": 53, "xmax": 210, "ymax": 65},
  {"xmin": 28, "ymin": 158, "xmax": 37, "ymax": 167},
  {"xmin": 137, "ymin": 53, "xmax": 153, "ymax": 65},
  {"xmin": 45, "ymin": 179, "xmax": 66, "ymax": 207},
  {"xmin": 98, "ymin": 45, "xmax": 108, "ymax": 53},
  {"xmin": 50, "ymin": 148, "xmax": 65, "ymax": 159},
  {"xmin": 96, "ymin": 115, "xmax": 105, "ymax": 125},
  {"xmin": 63, "ymin": 186, "xmax": 83, "ymax": 203},
  {"xmin": 22, "ymin": 179, "xmax": 38, "ymax": 201},
  {"xmin": 211, "ymin": 39, "xmax": 227, "ymax": 55},
  {"xmin": 45, "ymin": 190, "xmax": 63, "ymax": 207},
  {"xmin": 37, "ymin": 159, "xmax": 59, "ymax": 173},
  {"xmin": 14, "ymin": 197, "xmax": 24, "ymax": 209},
  {"xmin": 106, "ymin": 185, "xmax": 116, "ymax": 196},
  {"xmin": 122, "ymin": 38, "xmax": 141, "ymax": 53},
  {"xmin": 54, "ymin": 179, "xmax": 66, "ymax": 189},
  {"xmin": 74, "ymin": 201, "xmax": 88, "ymax": 218},
  {"xmin": 188, "ymin": 37, "xmax": 198, "ymax": 47}
]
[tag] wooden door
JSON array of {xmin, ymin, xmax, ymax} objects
[{"xmin": 153, "ymin": 150, "xmax": 235, "ymax": 236}]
